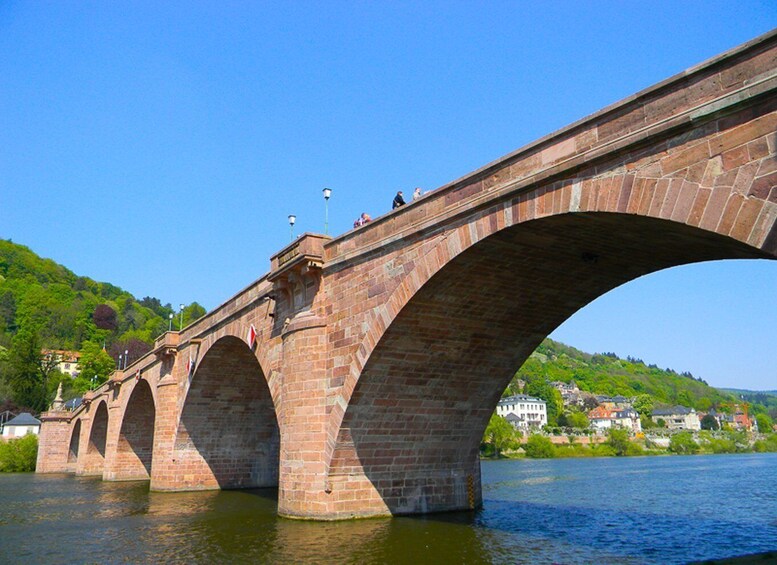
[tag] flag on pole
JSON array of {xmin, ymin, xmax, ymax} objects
[
  {"xmin": 186, "ymin": 353, "xmax": 196, "ymax": 376},
  {"xmin": 247, "ymin": 324, "xmax": 257, "ymax": 349}
]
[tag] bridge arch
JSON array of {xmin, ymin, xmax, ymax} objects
[
  {"xmin": 78, "ymin": 400, "xmax": 108, "ymax": 476},
  {"xmin": 170, "ymin": 335, "xmax": 280, "ymax": 490},
  {"xmin": 326, "ymin": 101, "xmax": 777, "ymax": 514},
  {"xmin": 110, "ymin": 379, "xmax": 157, "ymax": 480},
  {"xmin": 67, "ymin": 419, "xmax": 81, "ymax": 470}
]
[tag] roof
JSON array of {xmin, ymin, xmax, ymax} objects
[
  {"xmin": 504, "ymin": 413, "xmax": 523, "ymax": 422},
  {"xmin": 498, "ymin": 394, "xmax": 545, "ymax": 405},
  {"xmin": 5, "ymin": 412, "xmax": 41, "ymax": 426},
  {"xmin": 652, "ymin": 406, "xmax": 694, "ymax": 416},
  {"xmin": 64, "ymin": 397, "xmax": 83, "ymax": 410}
]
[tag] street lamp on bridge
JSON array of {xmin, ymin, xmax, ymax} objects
[
  {"xmin": 322, "ymin": 187, "xmax": 332, "ymax": 235},
  {"xmin": 288, "ymin": 214, "xmax": 296, "ymax": 241}
]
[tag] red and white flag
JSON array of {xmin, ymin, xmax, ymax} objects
[
  {"xmin": 246, "ymin": 324, "xmax": 257, "ymax": 349},
  {"xmin": 186, "ymin": 354, "xmax": 196, "ymax": 376},
  {"xmin": 135, "ymin": 369, "xmax": 141, "ymax": 381}
]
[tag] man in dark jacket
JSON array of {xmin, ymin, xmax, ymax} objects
[{"xmin": 392, "ymin": 191, "xmax": 405, "ymax": 209}]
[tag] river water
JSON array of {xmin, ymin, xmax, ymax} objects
[{"xmin": 0, "ymin": 453, "xmax": 775, "ymax": 564}]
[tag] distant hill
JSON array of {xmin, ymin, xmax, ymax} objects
[
  {"xmin": 508, "ymin": 338, "xmax": 734, "ymax": 412},
  {"xmin": 719, "ymin": 388, "xmax": 777, "ymax": 397},
  {"xmin": 0, "ymin": 239, "xmax": 204, "ymax": 353}
]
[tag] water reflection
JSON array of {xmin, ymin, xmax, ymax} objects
[{"xmin": 1, "ymin": 454, "xmax": 776, "ymax": 564}]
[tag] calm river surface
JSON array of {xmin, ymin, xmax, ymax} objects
[{"xmin": 1, "ymin": 453, "xmax": 775, "ymax": 564}]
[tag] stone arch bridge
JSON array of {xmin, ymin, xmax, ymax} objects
[{"xmin": 38, "ymin": 31, "xmax": 777, "ymax": 520}]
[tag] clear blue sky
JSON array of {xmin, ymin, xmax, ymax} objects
[{"xmin": 1, "ymin": 2, "xmax": 775, "ymax": 390}]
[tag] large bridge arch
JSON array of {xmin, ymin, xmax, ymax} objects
[
  {"xmin": 167, "ymin": 335, "xmax": 280, "ymax": 491},
  {"xmin": 324, "ymin": 93, "xmax": 777, "ymax": 515},
  {"xmin": 328, "ymin": 211, "xmax": 774, "ymax": 516}
]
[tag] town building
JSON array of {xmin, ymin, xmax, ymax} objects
[
  {"xmin": 651, "ymin": 406, "xmax": 701, "ymax": 431},
  {"xmin": 2, "ymin": 412, "xmax": 41, "ymax": 438},
  {"xmin": 587, "ymin": 405, "xmax": 642, "ymax": 434},
  {"xmin": 496, "ymin": 395, "xmax": 547, "ymax": 430},
  {"xmin": 42, "ymin": 349, "xmax": 81, "ymax": 378},
  {"xmin": 551, "ymin": 380, "xmax": 584, "ymax": 407}
]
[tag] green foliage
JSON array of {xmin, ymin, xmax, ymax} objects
[
  {"xmin": 632, "ymin": 394, "xmax": 654, "ymax": 415},
  {"xmin": 755, "ymin": 413, "xmax": 773, "ymax": 433},
  {"xmin": 565, "ymin": 411, "xmax": 589, "ymax": 429},
  {"xmin": 753, "ymin": 434, "xmax": 777, "ymax": 453},
  {"xmin": 3, "ymin": 328, "xmax": 60, "ymax": 412},
  {"xmin": 700, "ymin": 414, "xmax": 720, "ymax": 431},
  {"xmin": 73, "ymin": 342, "xmax": 116, "ymax": 394},
  {"xmin": 524, "ymin": 434, "xmax": 556, "ymax": 458},
  {"xmin": 669, "ymin": 432, "xmax": 699, "ymax": 455},
  {"xmin": 0, "ymin": 239, "xmax": 205, "ymax": 406},
  {"xmin": 509, "ymin": 339, "xmax": 735, "ymax": 414},
  {"xmin": 482, "ymin": 414, "xmax": 520, "ymax": 457},
  {"xmin": 0, "ymin": 434, "xmax": 38, "ymax": 472},
  {"xmin": 606, "ymin": 427, "xmax": 631, "ymax": 456}
]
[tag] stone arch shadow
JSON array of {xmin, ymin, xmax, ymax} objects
[
  {"xmin": 79, "ymin": 400, "xmax": 108, "ymax": 476},
  {"xmin": 112, "ymin": 379, "xmax": 157, "ymax": 480},
  {"xmin": 67, "ymin": 419, "xmax": 81, "ymax": 471},
  {"xmin": 328, "ymin": 212, "xmax": 776, "ymax": 515},
  {"xmin": 172, "ymin": 335, "xmax": 280, "ymax": 490}
]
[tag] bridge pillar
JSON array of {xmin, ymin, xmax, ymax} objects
[
  {"xmin": 276, "ymin": 311, "xmax": 331, "ymax": 518},
  {"xmin": 148, "ymin": 375, "xmax": 184, "ymax": 490},
  {"xmin": 35, "ymin": 411, "xmax": 72, "ymax": 473},
  {"xmin": 101, "ymin": 403, "xmax": 125, "ymax": 480}
]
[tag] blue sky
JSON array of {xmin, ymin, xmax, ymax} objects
[{"xmin": 1, "ymin": 2, "xmax": 775, "ymax": 389}]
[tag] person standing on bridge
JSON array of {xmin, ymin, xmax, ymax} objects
[
  {"xmin": 412, "ymin": 187, "xmax": 422, "ymax": 200},
  {"xmin": 392, "ymin": 191, "xmax": 405, "ymax": 209}
]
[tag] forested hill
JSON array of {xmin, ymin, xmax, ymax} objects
[
  {"xmin": 508, "ymin": 338, "xmax": 733, "ymax": 411},
  {"xmin": 0, "ymin": 239, "xmax": 205, "ymax": 411}
]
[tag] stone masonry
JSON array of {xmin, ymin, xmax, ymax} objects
[{"xmin": 37, "ymin": 31, "xmax": 777, "ymax": 520}]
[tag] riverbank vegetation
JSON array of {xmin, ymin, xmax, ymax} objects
[
  {"xmin": 0, "ymin": 434, "xmax": 38, "ymax": 472},
  {"xmin": 481, "ymin": 422, "xmax": 777, "ymax": 460}
]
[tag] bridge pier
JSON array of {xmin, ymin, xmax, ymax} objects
[{"xmin": 35, "ymin": 412, "xmax": 73, "ymax": 474}]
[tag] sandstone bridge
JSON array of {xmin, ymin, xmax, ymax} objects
[{"xmin": 37, "ymin": 31, "xmax": 777, "ymax": 520}]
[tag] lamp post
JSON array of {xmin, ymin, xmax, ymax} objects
[
  {"xmin": 168, "ymin": 312, "xmax": 173, "ymax": 332},
  {"xmin": 288, "ymin": 214, "xmax": 296, "ymax": 241},
  {"xmin": 322, "ymin": 187, "xmax": 332, "ymax": 235},
  {"xmin": 118, "ymin": 354, "xmax": 123, "ymax": 371},
  {"xmin": 91, "ymin": 375, "xmax": 97, "ymax": 390},
  {"xmin": 124, "ymin": 349, "xmax": 129, "ymax": 370},
  {"xmin": 179, "ymin": 304, "xmax": 185, "ymax": 331}
]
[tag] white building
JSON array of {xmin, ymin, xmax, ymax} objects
[
  {"xmin": 496, "ymin": 395, "xmax": 547, "ymax": 430},
  {"xmin": 1, "ymin": 412, "xmax": 41, "ymax": 438},
  {"xmin": 651, "ymin": 406, "xmax": 701, "ymax": 431}
]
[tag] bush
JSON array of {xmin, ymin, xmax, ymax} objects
[
  {"xmin": 669, "ymin": 432, "xmax": 699, "ymax": 455},
  {"xmin": 0, "ymin": 434, "xmax": 39, "ymax": 472},
  {"xmin": 524, "ymin": 435, "xmax": 556, "ymax": 458},
  {"xmin": 753, "ymin": 434, "xmax": 777, "ymax": 453}
]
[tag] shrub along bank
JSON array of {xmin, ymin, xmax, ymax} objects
[{"xmin": 0, "ymin": 434, "xmax": 38, "ymax": 472}]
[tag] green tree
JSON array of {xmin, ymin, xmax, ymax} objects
[
  {"xmin": 566, "ymin": 411, "xmax": 589, "ymax": 429},
  {"xmin": 74, "ymin": 341, "xmax": 116, "ymax": 393},
  {"xmin": 669, "ymin": 432, "xmax": 699, "ymax": 455},
  {"xmin": 700, "ymin": 414, "xmax": 720, "ymax": 431},
  {"xmin": 632, "ymin": 394, "xmax": 654, "ymax": 415},
  {"xmin": 755, "ymin": 413, "xmax": 773, "ymax": 433},
  {"xmin": 0, "ymin": 434, "xmax": 38, "ymax": 472},
  {"xmin": 4, "ymin": 328, "xmax": 57, "ymax": 412},
  {"xmin": 524, "ymin": 434, "xmax": 556, "ymax": 458},
  {"xmin": 482, "ymin": 414, "xmax": 519, "ymax": 457},
  {"xmin": 607, "ymin": 427, "xmax": 631, "ymax": 456}
]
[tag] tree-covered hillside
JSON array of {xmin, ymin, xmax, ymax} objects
[
  {"xmin": 0, "ymin": 239, "xmax": 206, "ymax": 412},
  {"xmin": 506, "ymin": 338, "xmax": 737, "ymax": 416}
]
